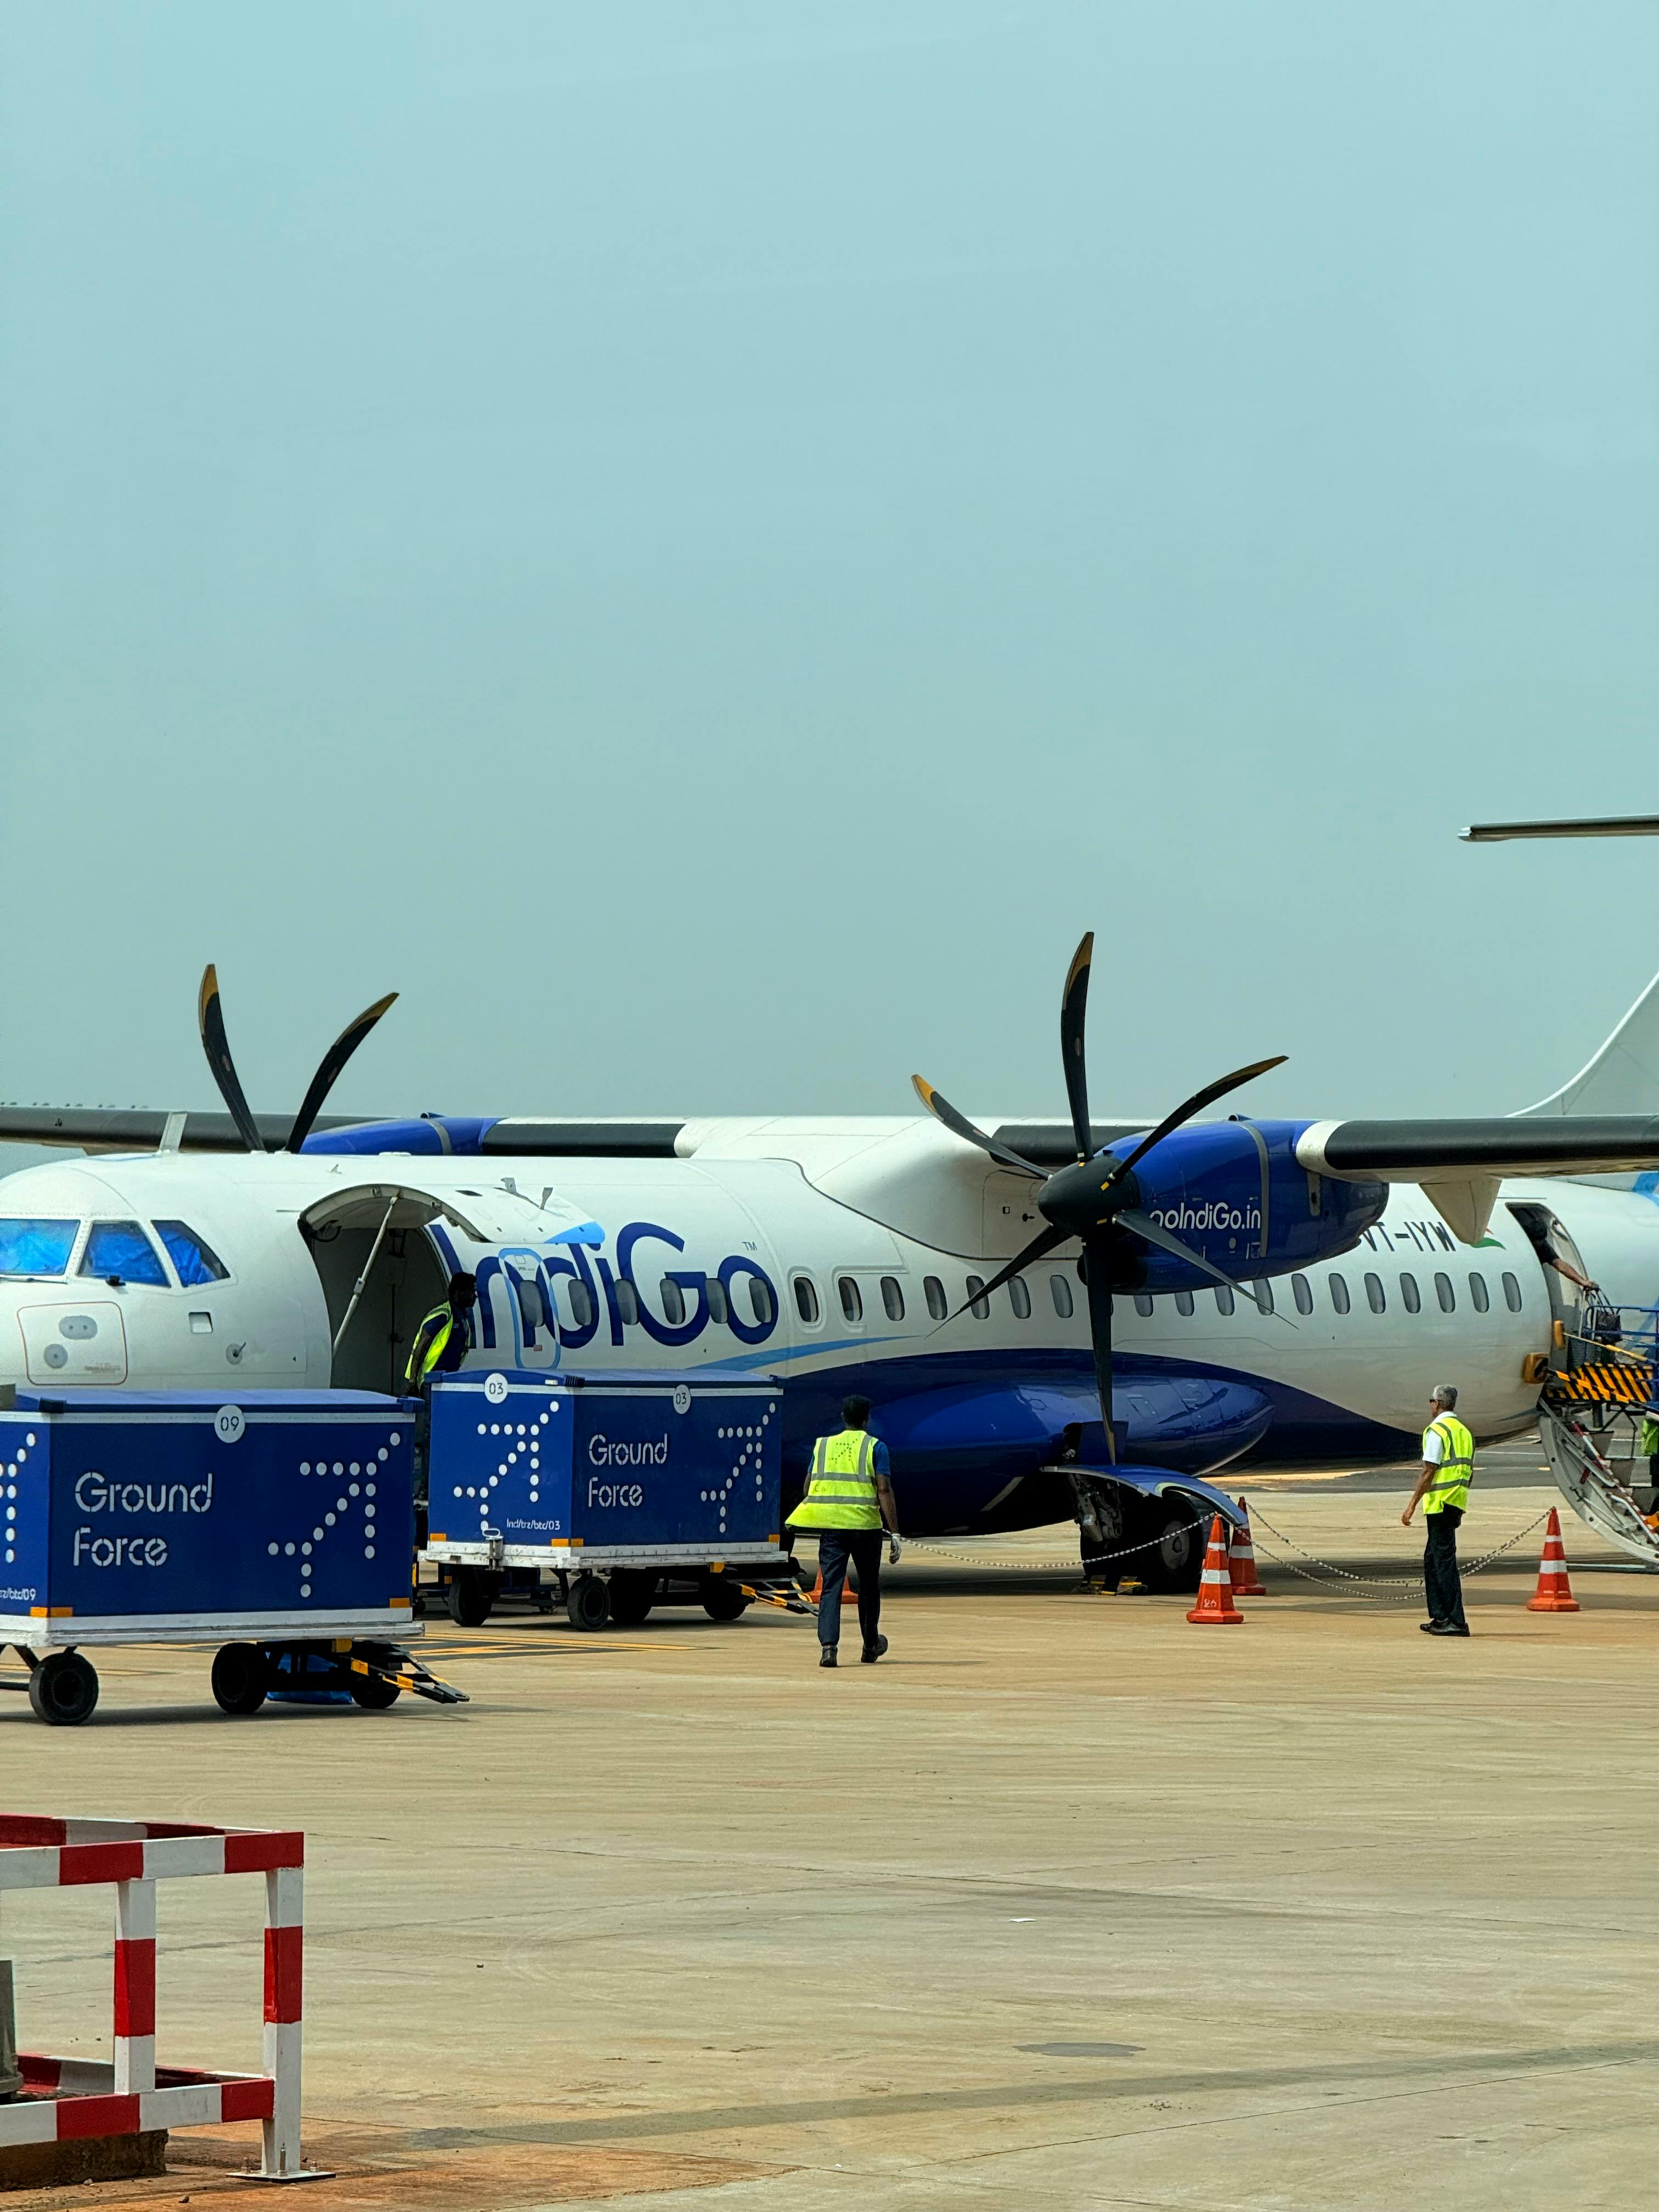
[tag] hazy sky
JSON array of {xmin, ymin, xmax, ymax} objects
[{"xmin": 3, "ymin": 1, "xmax": 1657, "ymax": 1168}]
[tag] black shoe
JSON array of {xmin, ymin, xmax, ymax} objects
[
  {"xmin": 1427, "ymin": 1620, "xmax": 1466, "ymax": 1637},
  {"xmin": 860, "ymin": 1635, "xmax": 888, "ymax": 1664},
  {"xmin": 820, "ymin": 1647, "xmax": 838, "ymax": 1668},
  {"xmin": 1420, "ymin": 1621, "xmax": 1441, "ymax": 1633}
]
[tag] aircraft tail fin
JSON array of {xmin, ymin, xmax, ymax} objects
[{"xmin": 1518, "ymin": 967, "xmax": 1659, "ymax": 1116}]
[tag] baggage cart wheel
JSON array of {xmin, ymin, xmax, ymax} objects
[
  {"xmin": 700, "ymin": 1574, "xmax": 749, "ymax": 1623},
  {"xmin": 210, "ymin": 1642, "xmax": 268, "ymax": 1716},
  {"xmin": 567, "ymin": 1573, "xmax": 611, "ymax": 1631},
  {"xmin": 447, "ymin": 1570, "xmax": 499, "ymax": 1627},
  {"xmin": 607, "ymin": 1570, "xmax": 654, "ymax": 1626},
  {"xmin": 29, "ymin": 1650, "xmax": 100, "ymax": 1727},
  {"xmin": 348, "ymin": 1673, "xmax": 402, "ymax": 1710}
]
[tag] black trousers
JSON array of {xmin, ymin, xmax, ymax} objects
[
  {"xmin": 816, "ymin": 1531, "xmax": 884, "ymax": 1650},
  {"xmin": 1423, "ymin": 1506, "xmax": 1466, "ymax": 1630}
]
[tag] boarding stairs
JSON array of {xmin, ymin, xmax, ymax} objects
[{"xmin": 1535, "ymin": 1302, "xmax": 1659, "ymax": 1567}]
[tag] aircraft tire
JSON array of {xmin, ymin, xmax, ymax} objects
[
  {"xmin": 29, "ymin": 1650, "xmax": 100, "ymax": 1727},
  {"xmin": 1135, "ymin": 1508, "xmax": 1206, "ymax": 1595},
  {"xmin": 567, "ymin": 1573, "xmax": 612, "ymax": 1631}
]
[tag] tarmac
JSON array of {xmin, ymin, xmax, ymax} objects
[{"xmin": 2, "ymin": 1436, "xmax": 1657, "ymax": 2210}]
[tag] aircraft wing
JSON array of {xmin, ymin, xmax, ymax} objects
[
  {"xmin": 0, "ymin": 1108, "xmax": 369, "ymax": 1153},
  {"xmin": 1295, "ymin": 1115, "xmax": 1659, "ymax": 1243},
  {"xmin": 1294, "ymin": 1116, "xmax": 1659, "ymax": 1180}
]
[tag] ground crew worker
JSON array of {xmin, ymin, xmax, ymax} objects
[
  {"xmin": 406, "ymin": 1272, "xmax": 478, "ymax": 1390},
  {"xmin": 1640, "ymin": 1409, "xmax": 1659, "ymax": 1526},
  {"xmin": 1401, "ymin": 1382, "xmax": 1474, "ymax": 1637},
  {"xmin": 405, "ymin": 1273, "xmax": 477, "ymax": 1537},
  {"xmin": 787, "ymin": 1394, "xmax": 900, "ymax": 1668}
]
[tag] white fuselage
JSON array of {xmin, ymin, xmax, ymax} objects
[{"xmin": 0, "ymin": 1125, "xmax": 1654, "ymax": 1465}]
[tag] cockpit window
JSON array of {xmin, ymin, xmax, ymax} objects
[
  {"xmin": 0, "ymin": 1218, "xmax": 80, "ymax": 1277},
  {"xmin": 80, "ymin": 1221, "xmax": 168, "ymax": 1287},
  {"xmin": 152, "ymin": 1220, "xmax": 229, "ymax": 1287}
]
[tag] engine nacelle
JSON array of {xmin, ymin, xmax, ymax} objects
[{"xmin": 1093, "ymin": 1118, "xmax": 1384, "ymax": 1291}]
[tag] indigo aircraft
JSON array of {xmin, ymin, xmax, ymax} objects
[{"xmin": 2, "ymin": 940, "xmax": 1658, "ymax": 1590}]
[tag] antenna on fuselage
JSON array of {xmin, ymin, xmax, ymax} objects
[{"xmin": 196, "ymin": 964, "xmax": 399, "ymax": 1153}]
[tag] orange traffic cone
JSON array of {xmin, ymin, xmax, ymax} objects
[
  {"xmin": 1228, "ymin": 1498, "xmax": 1267, "ymax": 1596},
  {"xmin": 808, "ymin": 1565, "xmax": 860, "ymax": 1605},
  {"xmin": 1526, "ymin": 1508, "xmax": 1581, "ymax": 1613},
  {"xmin": 1186, "ymin": 1514, "xmax": 1244, "ymax": 1624}
]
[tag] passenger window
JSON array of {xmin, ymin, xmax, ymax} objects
[
  {"xmin": 1364, "ymin": 1272, "xmax": 1385, "ymax": 1314},
  {"xmin": 1009, "ymin": 1276, "xmax": 1031, "ymax": 1319},
  {"xmin": 1469, "ymin": 1272, "xmax": 1489, "ymax": 1313},
  {"xmin": 1502, "ymin": 1272, "xmax": 1523, "ymax": 1313},
  {"xmin": 614, "ymin": 1277, "xmax": 640, "ymax": 1326},
  {"xmin": 881, "ymin": 1277, "xmax": 905, "ymax": 1322},
  {"xmin": 1214, "ymin": 1285, "xmax": 1234, "ymax": 1316},
  {"xmin": 1252, "ymin": 1281, "xmax": 1274, "ymax": 1314},
  {"xmin": 792, "ymin": 1275, "xmax": 819, "ymax": 1325},
  {"xmin": 923, "ymin": 1276, "xmax": 947, "ymax": 1321},
  {"xmin": 706, "ymin": 1276, "xmax": 730, "ymax": 1325},
  {"xmin": 661, "ymin": 1277, "xmax": 687, "ymax": 1326},
  {"xmin": 1329, "ymin": 1272, "xmax": 1350, "ymax": 1315},
  {"xmin": 153, "ymin": 1220, "xmax": 229, "ymax": 1286},
  {"xmin": 1291, "ymin": 1273, "xmax": 1312, "ymax": 1316},
  {"xmin": 1133, "ymin": 1292, "xmax": 1154, "ymax": 1317},
  {"xmin": 0, "ymin": 1218, "xmax": 81, "ymax": 1278},
  {"xmin": 839, "ymin": 1276, "xmax": 864, "ymax": 1324},
  {"xmin": 567, "ymin": 1280, "xmax": 597, "ymax": 1330},
  {"xmin": 80, "ymin": 1221, "xmax": 168, "ymax": 1287},
  {"xmin": 512, "ymin": 1272, "xmax": 542, "ymax": 1330},
  {"xmin": 966, "ymin": 1275, "xmax": 989, "ymax": 1319},
  {"xmin": 1174, "ymin": 1289, "xmax": 1194, "ymax": 1317},
  {"xmin": 1400, "ymin": 1272, "xmax": 1421, "ymax": 1314},
  {"xmin": 749, "ymin": 1276, "xmax": 776, "ymax": 1325},
  {"xmin": 1435, "ymin": 1272, "xmax": 1455, "ymax": 1313},
  {"xmin": 1051, "ymin": 1274, "xmax": 1074, "ymax": 1319}
]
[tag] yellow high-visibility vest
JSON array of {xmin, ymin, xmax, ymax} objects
[
  {"xmin": 787, "ymin": 1430, "xmax": 883, "ymax": 1531},
  {"xmin": 406, "ymin": 1304, "xmax": 456, "ymax": 1389},
  {"xmin": 1423, "ymin": 1414, "xmax": 1475, "ymax": 1514}
]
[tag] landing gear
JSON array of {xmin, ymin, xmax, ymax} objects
[
  {"xmin": 567, "ymin": 1573, "xmax": 612, "ymax": 1631},
  {"xmin": 28, "ymin": 1650, "xmax": 99, "ymax": 1727},
  {"xmin": 447, "ymin": 1570, "xmax": 501, "ymax": 1627},
  {"xmin": 1135, "ymin": 1508, "xmax": 1205, "ymax": 1595},
  {"xmin": 210, "ymin": 1642, "xmax": 268, "ymax": 1716}
]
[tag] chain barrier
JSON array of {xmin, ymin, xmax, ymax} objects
[
  {"xmin": 902, "ymin": 1527, "xmax": 1195, "ymax": 1576},
  {"xmin": 1244, "ymin": 1505, "xmax": 1551, "ymax": 1602},
  {"xmin": 898, "ymin": 1505, "xmax": 1554, "ymax": 1602}
]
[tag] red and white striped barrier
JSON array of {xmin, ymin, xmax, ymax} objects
[{"xmin": 0, "ymin": 1816, "xmax": 307, "ymax": 2179}]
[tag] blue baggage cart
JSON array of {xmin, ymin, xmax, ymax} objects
[
  {"xmin": 0, "ymin": 1387, "xmax": 464, "ymax": 1724},
  {"xmin": 421, "ymin": 1367, "xmax": 798, "ymax": 1629}
]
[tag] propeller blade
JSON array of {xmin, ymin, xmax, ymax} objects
[
  {"xmin": 1115, "ymin": 1207, "xmax": 1243, "ymax": 1295},
  {"xmin": 941, "ymin": 1222, "xmax": 1068, "ymax": 1322},
  {"xmin": 1104, "ymin": 1055, "xmax": 1287, "ymax": 1189},
  {"xmin": 286, "ymin": 992, "xmax": 398, "ymax": 1152},
  {"xmin": 1059, "ymin": 931, "xmax": 1094, "ymax": 1162},
  {"xmin": 196, "ymin": 964, "xmax": 266, "ymax": 1155},
  {"xmin": 1082, "ymin": 1239, "xmax": 1116, "ymax": 1462},
  {"xmin": 911, "ymin": 1075, "xmax": 1044, "ymax": 1176}
]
